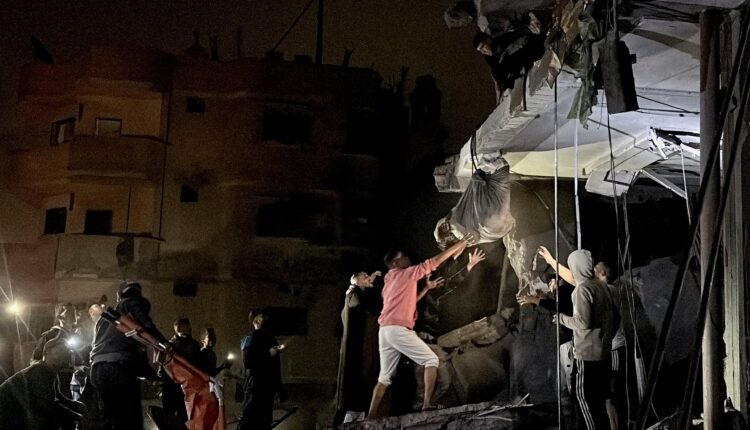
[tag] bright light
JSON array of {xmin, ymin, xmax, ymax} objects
[
  {"xmin": 66, "ymin": 337, "xmax": 80, "ymax": 348},
  {"xmin": 227, "ymin": 353, "xmax": 235, "ymax": 360},
  {"xmin": 6, "ymin": 301, "xmax": 22, "ymax": 315}
]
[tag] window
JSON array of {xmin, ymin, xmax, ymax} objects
[
  {"xmin": 262, "ymin": 307, "xmax": 308, "ymax": 336},
  {"xmin": 50, "ymin": 118, "xmax": 75, "ymax": 146},
  {"xmin": 180, "ymin": 185, "xmax": 199, "ymax": 203},
  {"xmin": 261, "ymin": 112, "xmax": 311, "ymax": 144},
  {"xmin": 173, "ymin": 278, "xmax": 199, "ymax": 297},
  {"xmin": 84, "ymin": 210, "xmax": 113, "ymax": 235},
  {"xmin": 43, "ymin": 207, "xmax": 67, "ymax": 234},
  {"xmin": 186, "ymin": 97, "xmax": 205, "ymax": 113},
  {"xmin": 95, "ymin": 118, "xmax": 122, "ymax": 137}
]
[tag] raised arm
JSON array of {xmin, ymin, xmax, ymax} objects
[
  {"xmin": 431, "ymin": 236, "xmax": 473, "ymax": 267},
  {"xmin": 538, "ymin": 246, "xmax": 575, "ymax": 286}
]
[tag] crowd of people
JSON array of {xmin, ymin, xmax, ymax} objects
[
  {"xmin": 0, "ymin": 237, "xmax": 624, "ymax": 430},
  {"xmin": 0, "ymin": 281, "xmax": 284, "ymax": 430},
  {"xmin": 336, "ymin": 242, "xmax": 623, "ymax": 430}
]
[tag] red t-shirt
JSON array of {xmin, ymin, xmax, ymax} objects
[{"xmin": 378, "ymin": 258, "xmax": 438, "ymax": 329}]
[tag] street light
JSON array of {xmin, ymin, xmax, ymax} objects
[{"xmin": 6, "ymin": 301, "xmax": 22, "ymax": 315}]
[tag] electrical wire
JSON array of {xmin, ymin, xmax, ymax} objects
[{"xmin": 553, "ymin": 77, "xmax": 562, "ymax": 430}]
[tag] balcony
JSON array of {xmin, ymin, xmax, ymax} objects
[{"xmin": 9, "ymin": 134, "xmax": 166, "ymax": 199}]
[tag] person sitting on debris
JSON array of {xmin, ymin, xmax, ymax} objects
[
  {"xmin": 0, "ymin": 332, "xmax": 86, "ymax": 429},
  {"xmin": 367, "ymin": 236, "xmax": 474, "ymax": 419},
  {"xmin": 474, "ymin": 31, "xmax": 547, "ymax": 102},
  {"xmin": 238, "ymin": 312, "xmax": 285, "ymax": 430},
  {"xmin": 554, "ymin": 250, "xmax": 620, "ymax": 430}
]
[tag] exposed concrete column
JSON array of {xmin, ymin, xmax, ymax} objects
[
  {"xmin": 721, "ymin": 8, "xmax": 747, "ymax": 416},
  {"xmin": 699, "ymin": 9, "xmax": 723, "ymax": 429}
]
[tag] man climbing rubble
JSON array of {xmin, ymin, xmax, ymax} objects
[{"xmin": 367, "ymin": 236, "xmax": 474, "ymax": 419}]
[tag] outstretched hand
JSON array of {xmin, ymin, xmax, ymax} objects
[
  {"xmin": 537, "ymin": 246, "xmax": 554, "ymax": 265},
  {"xmin": 466, "ymin": 248, "xmax": 486, "ymax": 272},
  {"xmin": 426, "ymin": 276, "xmax": 445, "ymax": 290}
]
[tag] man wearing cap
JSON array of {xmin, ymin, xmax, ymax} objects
[{"xmin": 90, "ymin": 280, "xmax": 166, "ymax": 430}]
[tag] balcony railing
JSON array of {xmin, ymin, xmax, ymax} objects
[{"xmin": 10, "ymin": 135, "xmax": 165, "ymax": 195}]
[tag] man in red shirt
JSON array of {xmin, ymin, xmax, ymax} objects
[{"xmin": 367, "ymin": 236, "xmax": 481, "ymax": 418}]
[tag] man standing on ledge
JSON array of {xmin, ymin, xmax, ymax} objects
[{"xmin": 367, "ymin": 236, "xmax": 478, "ymax": 418}]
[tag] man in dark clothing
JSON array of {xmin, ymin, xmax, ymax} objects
[
  {"xmin": 90, "ymin": 280, "xmax": 166, "ymax": 430},
  {"xmin": 334, "ymin": 271, "xmax": 381, "ymax": 424},
  {"xmin": 199, "ymin": 327, "xmax": 231, "ymax": 377},
  {"xmin": 238, "ymin": 312, "xmax": 284, "ymax": 430},
  {"xmin": 31, "ymin": 302, "xmax": 78, "ymax": 363},
  {"xmin": 474, "ymin": 31, "xmax": 547, "ymax": 102},
  {"xmin": 556, "ymin": 250, "xmax": 620, "ymax": 430},
  {"xmin": 162, "ymin": 317, "xmax": 203, "ymax": 422},
  {"xmin": 0, "ymin": 332, "xmax": 85, "ymax": 429}
]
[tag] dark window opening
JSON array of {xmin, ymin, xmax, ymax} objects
[
  {"xmin": 255, "ymin": 199, "xmax": 335, "ymax": 244},
  {"xmin": 262, "ymin": 307, "xmax": 308, "ymax": 336},
  {"xmin": 186, "ymin": 97, "xmax": 205, "ymax": 113},
  {"xmin": 44, "ymin": 208, "xmax": 67, "ymax": 235},
  {"xmin": 180, "ymin": 185, "xmax": 199, "ymax": 203},
  {"xmin": 173, "ymin": 278, "xmax": 199, "ymax": 297},
  {"xmin": 50, "ymin": 118, "xmax": 75, "ymax": 146},
  {"xmin": 84, "ymin": 210, "xmax": 113, "ymax": 235},
  {"xmin": 262, "ymin": 113, "xmax": 312, "ymax": 144},
  {"xmin": 95, "ymin": 118, "xmax": 122, "ymax": 137},
  {"xmin": 346, "ymin": 110, "xmax": 378, "ymax": 154}
]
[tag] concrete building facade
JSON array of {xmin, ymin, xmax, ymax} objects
[{"xmin": 1, "ymin": 43, "xmax": 384, "ymax": 423}]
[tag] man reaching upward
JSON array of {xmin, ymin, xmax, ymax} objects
[{"xmin": 368, "ymin": 236, "xmax": 480, "ymax": 418}]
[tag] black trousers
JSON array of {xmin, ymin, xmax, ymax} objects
[
  {"xmin": 238, "ymin": 380, "xmax": 274, "ymax": 430},
  {"xmin": 572, "ymin": 358, "xmax": 611, "ymax": 430},
  {"xmin": 162, "ymin": 381, "xmax": 188, "ymax": 422},
  {"xmin": 91, "ymin": 361, "xmax": 144, "ymax": 430}
]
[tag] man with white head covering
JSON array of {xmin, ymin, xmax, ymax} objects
[
  {"xmin": 555, "ymin": 250, "xmax": 620, "ymax": 430},
  {"xmin": 334, "ymin": 271, "xmax": 381, "ymax": 424}
]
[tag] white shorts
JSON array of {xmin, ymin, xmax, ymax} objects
[{"xmin": 377, "ymin": 325, "xmax": 439, "ymax": 386}]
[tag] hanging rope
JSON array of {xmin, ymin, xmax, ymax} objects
[
  {"xmin": 553, "ymin": 77, "xmax": 562, "ymax": 430},
  {"xmin": 680, "ymin": 146, "xmax": 692, "ymax": 224},
  {"xmin": 574, "ymin": 119, "xmax": 582, "ymax": 249}
]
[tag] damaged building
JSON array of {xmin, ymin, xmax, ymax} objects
[{"xmin": 0, "ymin": 0, "xmax": 750, "ymax": 429}]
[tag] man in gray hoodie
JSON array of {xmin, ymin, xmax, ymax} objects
[{"xmin": 555, "ymin": 249, "xmax": 620, "ymax": 430}]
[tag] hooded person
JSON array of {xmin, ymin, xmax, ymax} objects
[
  {"xmin": 90, "ymin": 280, "xmax": 166, "ymax": 430},
  {"xmin": 0, "ymin": 332, "xmax": 86, "ymax": 429},
  {"xmin": 334, "ymin": 271, "xmax": 382, "ymax": 424},
  {"xmin": 555, "ymin": 250, "xmax": 620, "ymax": 430}
]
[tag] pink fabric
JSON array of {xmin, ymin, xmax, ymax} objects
[{"xmin": 378, "ymin": 258, "xmax": 438, "ymax": 329}]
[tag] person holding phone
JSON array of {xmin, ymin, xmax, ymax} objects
[{"xmin": 238, "ymin": 312, "xmax": 284, "ymax": 430}]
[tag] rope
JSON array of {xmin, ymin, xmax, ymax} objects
[
  {"xmin": 574, "ymin": 119, "xmax": 582, "ymax": 249},
  {"xmin": 553, "ymin": 78, "xmax": 562, "ymax": 430},
  {"xmin": 271, "ymin": 0, "xmax": 317, "ymax": 52},
  {"xmin": 680, "ymin": 146, "xmax": 692, "ymax": 224}
]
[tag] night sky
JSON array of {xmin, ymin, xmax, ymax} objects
[{"xmin": 0, "ymin": 0, "xmax": 495, "ymax": 150}]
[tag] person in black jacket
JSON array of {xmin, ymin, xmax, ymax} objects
[
  {"xmin": 238, "ymin": 312, "xmax": 284, "ymax": 430},
  {"xmin": 0, "ymin": 331, "xmax": 85, "ymax": 429},
  {"xmin": 162, "ymin": 317, "xmax": 203, "ymax": 422},
  {"xmin": 199, "ymin": 327, "xmax": 231, "ymax": 377},
  {"xmin": 90, "ymin": 280, "xmax": 166, "ymax": 430}
]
